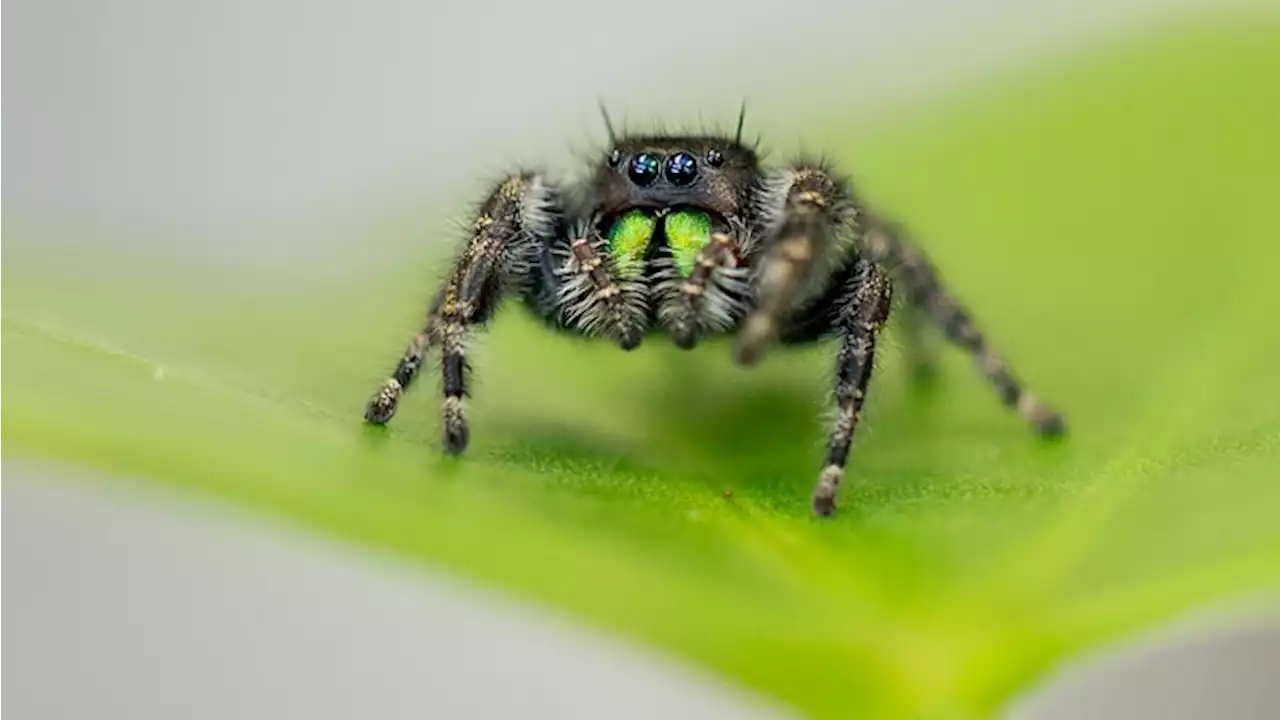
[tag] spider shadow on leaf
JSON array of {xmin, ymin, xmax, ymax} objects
[
  {"xmin": 367, "ymin": 311, "xmax": 1062, "ymax": 517},
  {"xmin": 644, "ymin": 349, "xmax": 965, "ymax": 511},
  {"xmin": 639, "ymin": 352, "xmax": 830, "ymax": 475},
  {"xmin": 471, "ymin": 341, "xmax": 830, "ymax": 497},
  {"xmin": 481, "ymin": 336, "xmax": 960, "ymax": 511}
]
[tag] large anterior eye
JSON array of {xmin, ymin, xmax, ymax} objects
[
  {"xmin": 607, "ymin": 210, "xmax": 657, "ymax": 278},
  {"xmin": 664, "ymin": 210, "xmax": 712, "ymax": 276},
  {"xmin": 628, "ymin": 153, "xmax": 661, "ymax": 186},
  {"xmin": 664, "ymin": 153, "xmax": 698, "ymax": 185}
]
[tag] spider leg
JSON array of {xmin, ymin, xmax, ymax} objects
[
  {"xmin": 363, "ymin": 172, "xmax": 564, "ymax": 453},
  {"xmin": 863, "ymin": 219, "xmax": 1065, "ymax": 436},
  {"xmin": 363, "ymin": 300, "xmax": 439, "ymax": 424},
  {"xmin": 898, "ymin": 302, "xmax": 939, "ymax": 383},
  {"xmin": 736, "ymin": 163, "xmax": 854, "ymax": 366},
  {"xmin": 813, "ymin": 257, "xmax": 893, "ymax": 517}
]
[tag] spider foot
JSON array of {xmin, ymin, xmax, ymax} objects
[
  {"xmin": 364, "ymin": 379, "xmax": 403, "ymax": 425},
  {"xmin": 811, "ymin": 465, "xmax": 843, "ymax": 518},
  {"xmin": 733, "ymin": 314, "xmax": 777, "ymax": 367},
  {"xmin": 442, "ymin": 396, "xmax": 470, "ymax": 454},
  {"xmin": 1018, "ymin": 393, "xmax": 1067, "ymax": 439}
]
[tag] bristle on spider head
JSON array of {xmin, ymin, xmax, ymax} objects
[
  {"xmin": 735, "ymin": 100, "xmax": 747, "ymax": 145},
  {"xmin": 598, "ymin": 101, "xmax": 618, "ymax": 147}
]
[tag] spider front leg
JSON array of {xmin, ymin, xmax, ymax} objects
[
  {"xmin": 736, "ymin": 163, "xmax": 855, "ymax": 366},
  {"xmin": 364, "ymin": 299, "xmax": 438, "ymax": 425},
  {"xmin": 898, "ymin": 302, "xmax": 939, "ymax": 383},
  {"xmin": 862, "ymin": 219, "xmax": 1065, "ymax": 436},
  {"xmin": 363, "ymin": 172, "xmax": 563, "ymax": 453},
  {"xmin": 813, "ymin": 258, "xmax": 893, "ymax": 517}
]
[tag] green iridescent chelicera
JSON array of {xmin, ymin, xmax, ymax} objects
[
  {"xmin": 607, "ymin": 210, "xmax": 657, "ymax": 278},
  {"xmin": 663, "ymin": 210, "xmax": 712, "ymax": 276},
  {"xmin": 606, "ymin": 209, "xmax": 713, "ymax": 278}
]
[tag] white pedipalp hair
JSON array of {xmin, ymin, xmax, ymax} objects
[
  {"xmin": 752, "ymin": 167, "xmax": 797, "ymax": 243},
  {"xmin": 550, "ymin": 229, "xmax": 649, "ymax": 342},
  {"xmin": 650, "ymin": 238, "xmax": 754, "ymax": 338}
]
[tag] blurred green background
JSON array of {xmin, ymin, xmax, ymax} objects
[{"xmin": 5, "ymin": 16, "xmax": 1280, "ymax": 720}]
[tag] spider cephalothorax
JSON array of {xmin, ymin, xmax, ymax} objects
[{"xmin": 363, "ymin": 110, "xmax": 1065, "ymax": 516}]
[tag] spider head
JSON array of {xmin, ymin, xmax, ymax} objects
[
  {"xmin": 589, "ymin": 136, "xmax": 759, "ymax": 278},
  {"xmin": 593, "ymin": 136, "xmax": 758, "ymax": 221}
]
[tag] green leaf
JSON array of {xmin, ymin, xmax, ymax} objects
[{"xmin": 4, "ymin": 18, "xmax": 1279, "ymax": 719}]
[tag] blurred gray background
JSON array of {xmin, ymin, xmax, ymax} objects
[
  {"xmin": 4, "ymin": 0, "xmax": 1242, "ymax": 259},
  {"xmin": 5, "ymin": 0, "xmax": 1277, "ymax": 717}
]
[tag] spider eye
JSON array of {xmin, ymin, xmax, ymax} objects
[
  {"xmin": 607, "ymin": 149, "xmax": 622, "ymax": 167},
  {"xmin": 706, "ymin": 149, "xmax": 725, "ymax": 167},
  {"xmin": 628, "ymin": 153, "xmax": 661, "ymax": 186},
  {"xmin": 664, "ymin": 152, "xmax": 698, "ymax": 186}
]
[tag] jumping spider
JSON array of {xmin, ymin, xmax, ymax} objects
[{"xmin": 363, "ymin": 109, "xmax": 1065, "ymax": 516}]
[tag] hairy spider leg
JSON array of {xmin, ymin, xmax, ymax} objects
[
  {"xmin": 813, "ymin": 258, "xmax": 894, "ymax": 516},
  {"xmin": 364, "ymin": 172, "xmax": 565, "ymax": 454},
  {"xmin": 363, "ymin": 300, "xmax": 440, "ymax": 425},
  {"xmin": 896, "ymin": 301, "xmax": 940, "ymax": 382},
  {"xmin": 735, "ymin": 162, "xmax": 855, "ymax": 366},
  {"xmin": 862, "ymin": 220, "xmax": 1065, "ymax": 436}
]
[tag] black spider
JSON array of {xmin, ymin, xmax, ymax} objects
[{"xmin": 363, "ymin": 107, "xmax": 1065, "ymax": 516}]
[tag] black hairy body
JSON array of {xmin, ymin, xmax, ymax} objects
[{"xmin": 363, "ymin": 113, "xmax": 1065, "ymax": 516}]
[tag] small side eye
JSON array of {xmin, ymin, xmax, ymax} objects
[
  {"xmin": 706, "ymin": 149, "xmax": 725, "ymax": 167},
  {"xmin": 607, "ymin": 149, "xmax": 623, "ymax": 167}
]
